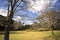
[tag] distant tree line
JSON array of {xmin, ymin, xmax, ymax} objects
[{"xmin": 0, "ymin": 9, "xmax": 60, "ymax": 31}]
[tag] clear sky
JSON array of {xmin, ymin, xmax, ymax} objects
[{"xmin": 0, "ymin": 0, "xmax": 60, "ymax": 25}]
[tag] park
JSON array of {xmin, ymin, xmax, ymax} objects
[{"xmin": 0, "ymin": 0, "xmax": 60, "ymax": 40}]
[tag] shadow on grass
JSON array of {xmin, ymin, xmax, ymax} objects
[
  {"xmin": 41, "ymin": 35, "xmax": 60, "ymax": 40},
  {"xmin": 0, "ymin": 31, "xmax": 26, "ymax": 35}
]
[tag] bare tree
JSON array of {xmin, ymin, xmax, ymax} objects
[
  {"xmin": 4, "ymin": 0, "xmax": 24, "ymax": 40},
  {"xmin": 45, "ymin": 10, "xmax": 57, "ymax": 35}
]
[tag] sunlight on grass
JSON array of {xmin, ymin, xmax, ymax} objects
[
  {"xmin": 9, "ymin": 31, "xmax": 60, "ymax": 40},
  {"xmin": 10, "ymin": 31, "xmax": 51, "ymax": 40},
  {"xmin": 0, "ymin": 31, "xmax": 60, "ymax": 40}
]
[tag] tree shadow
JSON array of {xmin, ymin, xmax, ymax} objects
[
  {"xmin": 0, "ymin": 31, "xmax": 26, "ymax": 35},
  {"xmin": 42, "ymin": 35, "xmax": 60, "ymax": 40}
]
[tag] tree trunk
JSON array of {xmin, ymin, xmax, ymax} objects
[
  {"xmin": 51, "ymin": 25, "xmax": 54, "ymax": 36},
  {"xmin": 4, "ymin": 18, "xmax": 13, "ymax": 40},
  {"xmin": 4, "ymin": 25, "xmax": 10, "ymax": 40},
  {"xmin": 51, "ymin": 29, "xmax": 54, "ymax": 36},
  {"xmin": 4, "ymin": 0, "xmax": 17, "ymax": 40},
  {"xmin": 4, "ymin": 8, "xmax": 13, "ymax": 40},
  {"xmin": 4, "ymin": 2, "xmax": 10, "ymax": 40}
]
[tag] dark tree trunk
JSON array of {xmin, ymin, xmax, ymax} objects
[
  {"xmin": 4, "ymin": 2, "xmax": 10, "ymax": 40},
  {"xmin": 51, "ymin": 25, "xmax": 54, "ymax": 36},
  {"xmin": 4, "ymin": 7, "xmax": 13, "ymax": 40},
  {"xmin": 51, "ymin": 29, "xmax": 54, "ymax": 36},
  {"xmin": 4, "ymin": 0, "xmax": 20, "ymax": 40},
  {"xmin": 4, "ymin": 25, "xmax": 10, "ymax": 40},
  {"xmin": 4, "ymin": 19, "xmax": 13, "ymax": 40}
]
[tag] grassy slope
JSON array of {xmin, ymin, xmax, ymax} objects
[{"xmin": 0, "ymin": 31, "xmax": 60, "ymax": 40}]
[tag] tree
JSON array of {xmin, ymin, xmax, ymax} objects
[
  {"xmin": 45, "ymin": 10, "xmax": 58, "ymax": 35},
  {"xmin": 4, "ymin": 0, "xmax": 34, "ymax": 40},
  {"xmin": 37, "ymin": 10, "xmax": 59, "ymax": 35},
  {"xmin": 4, "ymin": 0, "xmax": 24, "ymax": 40},
  {"xmin": 37, "ymin": 14, "xmax": 51, "ymax": 31},
  {"xmin": 55, "ymin": 11, "xmax": 60, "ymax": 30}
]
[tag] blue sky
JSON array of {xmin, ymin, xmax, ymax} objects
[{"xmin": 0, "ymin": 0, "xmax": 60, "ymax": 25}]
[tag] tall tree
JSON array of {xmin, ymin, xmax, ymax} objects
[
  {"xmin": 45, "ymin": 10, "xmax": 57, "ymax": 35},
  {"xmin": 4, "ymin": 0, "xmax": 24, "ymax": 40}
]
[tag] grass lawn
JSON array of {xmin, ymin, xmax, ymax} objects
[{"xmin": 0, "ymin": 31, "xmax": 60, "ymax": 40}]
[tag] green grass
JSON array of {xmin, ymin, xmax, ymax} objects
[{"xmin": 0, "ymin": 31, "xmax": 60, "ymax": 40}]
